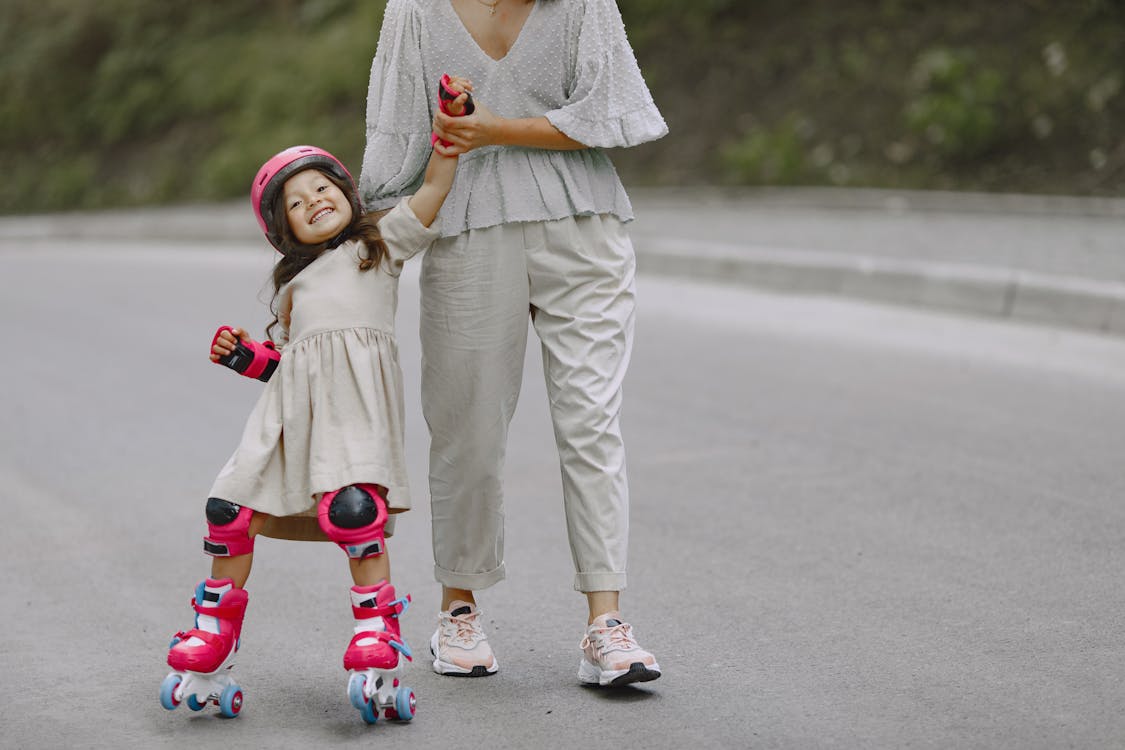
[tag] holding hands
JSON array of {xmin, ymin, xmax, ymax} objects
[
  {"xmin": 439, "ymin": 74, "xmax": 475, "ymax": 117},
  {"xmin": 432, "ymin": 75, "xmax": 501, "ymax": 154}
]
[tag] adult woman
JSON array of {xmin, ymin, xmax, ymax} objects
[{"xmin": 360, "ymin": 0, "xmax": 667, "ymax": 686}]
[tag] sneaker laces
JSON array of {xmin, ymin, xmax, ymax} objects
[
  {"xmin": 582, "ymin": 621, "xmax": 638, "ymax": 656},
  {"xmin": 444, "ymin": 608, "xmax": 486, "ymax": 648}
]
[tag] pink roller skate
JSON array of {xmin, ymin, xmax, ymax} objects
[
  {"xmin": 344, "ymin": 581, "xmax": 416, "ymax": 725},
  {"xmin": 160, "ymin": 578, "xmax": 248, "ymax": 718}
]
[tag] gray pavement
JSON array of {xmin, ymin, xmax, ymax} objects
[
  {"xmin": 5, "ymin": 239, "xmax": 1125, "ymax": 748},
  {"xmin": 3, "ymin": 186, "xmax": 1124, "ymax": 336},
  {"xmin": 5, "ymin": 197, "xmax": 1125, "ymax": 747}
]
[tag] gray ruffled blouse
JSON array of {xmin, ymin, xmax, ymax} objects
[{"xmin": 359, "ymin": 0, "xmax": 668, "ymax": 238}]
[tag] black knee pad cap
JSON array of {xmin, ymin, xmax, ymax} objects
[
  {"xmin": 205, "ymin": 497, "xmax": 243, "ymax": 526},
  {"xmin": 328, "ymin": 485, "xmax": 380, "ymax": 529}
]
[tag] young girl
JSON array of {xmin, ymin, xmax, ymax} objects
[{"xmin": 159, "ymin": 97, "xmax": 467, "ymax": 724}]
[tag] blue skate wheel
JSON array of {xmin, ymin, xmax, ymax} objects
[
  {"xmin": 348, "ymin": 674, "xmax": 378, "ymax": 725},
  {"xmin": 394, "ymin": 686, "xmax": 416, "ymax": 721},
  {"xmin": 218, "ymin": 684, "xmax": 243, "ymax": 718},
  {"xmin": 347, "ymin": 673, "xmax": 367, "ymax": 711},
  {"xmin": 159, "ymin": 674, "xmax": 182, "ymax": 710},
  {"xmin": 186, "ymin": 693, "xmax": 207, "ymax": 711}
]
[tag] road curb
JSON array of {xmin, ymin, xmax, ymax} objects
[
  {"xmin": 4, "ymin": 198, "xmax": 1124, "ymax": 339},
  {"xmin": 635, "ymin": 237, "xmax": 1125, "ymax": 338},
  {"xmin": 0, "ymin": 202, "xmax": 254, "ymax": 243},
  {"xmin": 629, "ymin": 186, "xmax": 1125, "ymax": 219}
]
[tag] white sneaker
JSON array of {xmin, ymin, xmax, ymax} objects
[
  {"xmin": 430, "ymin": 601, "xmax": 498, "ymax": 677},
  {"xmin": 578, "ymin": 612, "xmax": 661, "ymax": 686}
]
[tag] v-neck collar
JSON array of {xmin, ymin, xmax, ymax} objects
[{"xmin": 445, "ymin": 0, "xmax": 538, "ymax": 64}]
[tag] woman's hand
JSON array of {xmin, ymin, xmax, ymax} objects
[{"xmin": 433, "ymin": 100, "xmax": 503, "ymax": 155}]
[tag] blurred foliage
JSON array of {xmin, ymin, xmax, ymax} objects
[
  {"xmin": 612, "ymin": 0, "xmax": 1125, "ymax": 195},
  {"xmin": 0, "ymin": 0, "xmax": 382, "ymax": 211},
  {"xmin": 721, "ymin": 114, "xmax": 830, "ymax": 185},
  {"xmin": 1, "ymin": 0, "xmax": 1123, "ymax": 213},
  {"xmin": 904, "ymin": 49, "xmax": 1005, "ymax": 159}
]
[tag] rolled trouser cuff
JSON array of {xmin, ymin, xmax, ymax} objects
[
  {"xmin": 434, "ymin": 562, "xmax": 506, "ymax": 591},
  {"xmin": 574, "ymin": 571, "xmax": 626, "ymax": 593}
]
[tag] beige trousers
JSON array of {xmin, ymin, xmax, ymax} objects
[{"xmin": 421, "ymin": 214, "xmax": 636, "ymax": 593}]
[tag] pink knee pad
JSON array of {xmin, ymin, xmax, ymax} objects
[
  {"xmin": 317, "ymin": 484, "xmax": 388, "ymax": 559},
  {"xmin": 203, "ymin": 498, "xmax": 255, "ymax": 557}
]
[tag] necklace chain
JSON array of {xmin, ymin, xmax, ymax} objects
[{"xmin": 474, "ymin": 0, "xmax": 500, "ymax": 15}]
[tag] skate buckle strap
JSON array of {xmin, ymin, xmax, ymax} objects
[
  {"xmin": 176, "ymin": 628, "xmax": 229, "ymax": 652},
  {"xmin": 343, "ymin": 539, "xmax": 383, "ymax": 559},
  {"xmin": 192, "ymin": 600, "xmax": 245, "ymax": 621},
  {"xmin": 390, "ymin": 637, "xmax": 413, "ymax": 660},
  {"xmin": 354, "ymin": 594, "xmax": 411, "ymax": 621}
]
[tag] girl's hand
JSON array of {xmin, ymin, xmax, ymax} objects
[
  {"xmin": 210, "ymin": 326, "xmax": 249, "ymax": 362},
  {"xmin": 445, "ymin": 75, "xmax": 473, "ymax": 93},
  {"xmin": 431, "ymin": 139, "xmax": 460, "ymax": 159},
  {"xmin": 433, "ymin": 100, "xmax": 502, "ymax": 155},
  {"xmin": 441, "ymin": 75, "xmax": 474, "ymax": 116}
]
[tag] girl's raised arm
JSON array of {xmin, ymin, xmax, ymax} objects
[{"xmin": 407, "ymin": 145, "xmax": 459, "ymax": 228}]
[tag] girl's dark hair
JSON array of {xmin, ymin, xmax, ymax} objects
[{"xmin": 265, "ymin": 169, "xmax": 388, "ymax": 341}]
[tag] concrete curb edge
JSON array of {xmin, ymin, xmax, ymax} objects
[{"xmin": 635, "ymin": 238, "xmax": 1125, "ymax": 338}]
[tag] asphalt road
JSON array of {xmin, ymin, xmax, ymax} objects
[{"xmin": 3, "ymin": 237, "xmax": 1125, "ymax": 749}]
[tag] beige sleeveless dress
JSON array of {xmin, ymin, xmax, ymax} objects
[{"xmin": 208, "ymin": 200, "xmax": 438, "ymax": 541}]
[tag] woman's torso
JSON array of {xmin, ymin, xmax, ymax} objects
[
  {"xmin": 410, "ymin": 0, "xmax": 634, "ymax": 235},
  {"xmin": 422, "ymin": 0, "xmax": 571, "ymax": 119}
]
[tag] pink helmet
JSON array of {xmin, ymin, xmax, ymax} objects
[{"xmin": 250, "ymin": 145, "xmax": 360, "ymax": 253}]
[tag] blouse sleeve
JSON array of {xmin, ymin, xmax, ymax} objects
[
  {"xmin": 358, "ymin": 0, "xmax": 434, "ymax": 212},
  {"xmin": 375, "ymin": 199, "xmax": 441, "ymax": 276},
  {"xmin": 544, "ymin": 0, "xmax": 669, "ymax": 149}
]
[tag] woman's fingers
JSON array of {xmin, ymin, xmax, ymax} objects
[
  {"xmin": 433, "ymin": 113, "xmax": 466, "ymax": 148},
  {"xmin": 447, "ymin": 75, "xmax": 473, "ymax": 92}
]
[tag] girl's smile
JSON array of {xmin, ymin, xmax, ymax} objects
[{"xmin": 283, "ymin": 169, "xmax": 353, "ymax": 245}]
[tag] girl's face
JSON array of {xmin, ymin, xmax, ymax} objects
[{"xmin": 282, "ymin": 168, "xmax": 353, "ymax": 246}]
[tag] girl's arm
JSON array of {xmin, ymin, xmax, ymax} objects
[
  {"xmin": 406, "ymin": 143, "xmax": 459, "ymax": 228},
  {"xmin": 433, "ymin": 104, "xmax": 587, "ymax": 154}
]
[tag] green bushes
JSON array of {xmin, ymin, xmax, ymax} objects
[
  {"xmin": 903, "ymin": 48, "xmax": 1005, "ymax": 160},
  {"xmin": 616, "ymin": 0, "xmax": 1124, "ymax": 195},
  {"xmin": 0, "ymin": 0, "xmax": 383, "ymax": 212},
  {"xmin": 1, "ymin": 0, "xmax": 1122, "ymax": 213}
]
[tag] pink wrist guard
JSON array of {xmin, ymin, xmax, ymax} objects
[
  {"xmin": 432, "ymin": 73, "xmax": 475, "ymax": 147},
  {"xmin": 211, "ymin": 326, "xmax": 280, "ymax": 382}
]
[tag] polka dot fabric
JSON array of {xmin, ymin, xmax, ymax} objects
[{"xmin": 359, "ymin": 0, "xmax": 668, "ymax": 238}]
